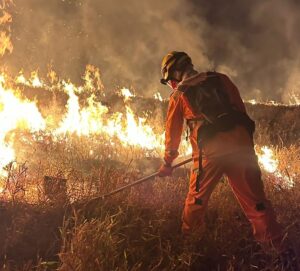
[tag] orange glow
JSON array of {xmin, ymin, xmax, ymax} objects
[{"xmin": 0, "ymin": 69, "xmax": 296, "ymax": 191}]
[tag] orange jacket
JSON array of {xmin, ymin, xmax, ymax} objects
[{"xmin": 164, "ymin": 72, "xmax": 254, "ymax": 164}]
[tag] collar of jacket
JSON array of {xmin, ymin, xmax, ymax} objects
[{"xmin": 177, "ymin": 72, "xmax": 216, "ymax": 92}]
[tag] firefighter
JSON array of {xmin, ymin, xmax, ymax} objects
[{"xmin": 157, "ymin": 51, "xmax": 298, "ymax": 268}]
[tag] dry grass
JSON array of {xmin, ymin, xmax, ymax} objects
[
  {"xmin": 0, "ymin": 101, "xmax": 299, "ymax": 270},
  {"xmin": 56, "ymin": 169, "xmax": 300, "ymax": 271}
]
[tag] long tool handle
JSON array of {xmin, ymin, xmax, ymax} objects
[{"xmin": 90, "ymin": 157, "xmax": 193, "ymax": 201}]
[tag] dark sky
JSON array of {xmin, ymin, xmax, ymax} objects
[{"xmin": 2, "ymin": 0, "xmax": 300, "ymax": 103}]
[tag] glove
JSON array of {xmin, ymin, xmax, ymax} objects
[{"xmin": 158, "ymin": 163, "xmax": 173, "ymax": 177}]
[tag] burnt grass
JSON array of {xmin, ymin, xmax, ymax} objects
[{"xmin": 0, "ymin": 93, "xmax": 299, "ymax": 270}]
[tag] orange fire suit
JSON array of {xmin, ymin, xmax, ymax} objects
[{"xmin": 163, "ymin": 72, "xmax": 283, "ymax": 249}]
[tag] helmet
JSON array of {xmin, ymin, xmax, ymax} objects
[{"xmin": 160, "ymin": 51, "xmax": 191, "ymax": 84}]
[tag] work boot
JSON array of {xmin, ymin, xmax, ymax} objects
[{"xmin": 273, "ymin": 248, "xmax": 299, "ymax": 271}]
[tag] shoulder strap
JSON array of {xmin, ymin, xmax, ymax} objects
[{"xmin": 170, "ymin": 90, "xmax": 182, "ymax": 101}]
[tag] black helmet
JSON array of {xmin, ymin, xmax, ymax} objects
[{"xmin": 160, "ymin": 51, "xmax": 191, "ymax": 84}]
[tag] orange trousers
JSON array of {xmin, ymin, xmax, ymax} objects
[{"xmin": 182, "ymin": 150, "xmax": 283, "ymax": 249}]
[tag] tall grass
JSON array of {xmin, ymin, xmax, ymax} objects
[{"xmin": 0, "ymin": 104, "xmax": 299, "ymax": 270}]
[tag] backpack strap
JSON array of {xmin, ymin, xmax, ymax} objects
[{"xmin": 195, "ymin": 143, "xmax": 203, "ymax": 192}]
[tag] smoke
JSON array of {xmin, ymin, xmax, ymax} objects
[
  {"xmin": 195, "ymin": 0, "xmax": 300, "ymax": 103},
  {"xmin": 1, "ymin": 0, "xmax": 300, "ymax": 103}
]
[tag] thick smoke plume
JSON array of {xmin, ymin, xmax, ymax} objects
[{"xmin": 1, "ymin": 0, "xmax": 300, "ymax": 103}]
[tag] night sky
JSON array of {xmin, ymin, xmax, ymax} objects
[{"xmin": 2, "ymin": 0, "xmax": 300, "ymax": 103}]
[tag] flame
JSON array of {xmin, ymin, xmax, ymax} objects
[
  {"xmin": 120, "ymin": 88, "xmax": 135, "ymax": 102},
  {"xmin": 0, "ymin": 74, "xmax": 45, "ymax": 176},
  {"xmin": 121, "ymin": 106, "xmax": 163, "ymax": 149},
  {"xmin": 0, "ymin": 68, "xmax": 296, "ymax": 192},
  {"xmin": 56, "ymin": 81, "xmax": 108, "ymax": 136},
  {"xmin": 55, "ymin": 81, "xmax": 163, "ymax": 149},
  {"xmin": 0, "ymin": 0, "xmax": 14, "ymax": 9},
  {"xmin": 257, "ymin": 146, "xmax": 294, "ymax": 188},
  {"xmin": 82, "ymin": 64, "xmax": 104, "ymax": 92},
  {"xmin": 47, "ymin": 68, "xmax": 58, "ymax": 84},
  {"xmin": 154, "ymin": 92, "xmax": 163, "ymax": 101},
  {"xmin": 0, "ymin": 0, "xmax": 296, "ymax": 197},
  {"xmin": 30, "ymin": 71, "xmax": 43, "ymax": 88},
  {"xmin": 15, "ymin": 71, "xmax": 44, "ymax": 88},
  {"xmin": 0, "ymin": 0, "xmax": 13, "ymax": 56},
  {"xmin": 247, "ymin": 99, "xmax": 257, "ymax": 105},
  {"xmin": 0, "ymin": 29, "xmax": 13, "ymax": 56},
  {"xmin": 16, "ymin": 71, "xmax": 26, "ymax": 84},
  {"xmin": 246, "ymin": 97, "xmax": 300, "ymax": 106},
  {"xmin": 0, "ymin": 10, "xmax": 11, "ymax": 24},
  {"xmin": 257, "ymin": 146, "xmax": 278, "ymax": 173}
]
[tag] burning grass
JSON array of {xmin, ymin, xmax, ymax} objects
[
  {"xmin": 56, "ymin": 155, "xmax": 300, "ymax": 271},
  {"xmin": 0, "ymin": 70, "xmax": 299, "ymax": 270},
  {"xmin": 0, "ymin": 136, "xmax": 299, "ymax": 270}
]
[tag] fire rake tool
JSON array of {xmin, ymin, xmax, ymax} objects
[{"xmin": 85, "ymin": 157, "xmax": 193, "ymax": 205}]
